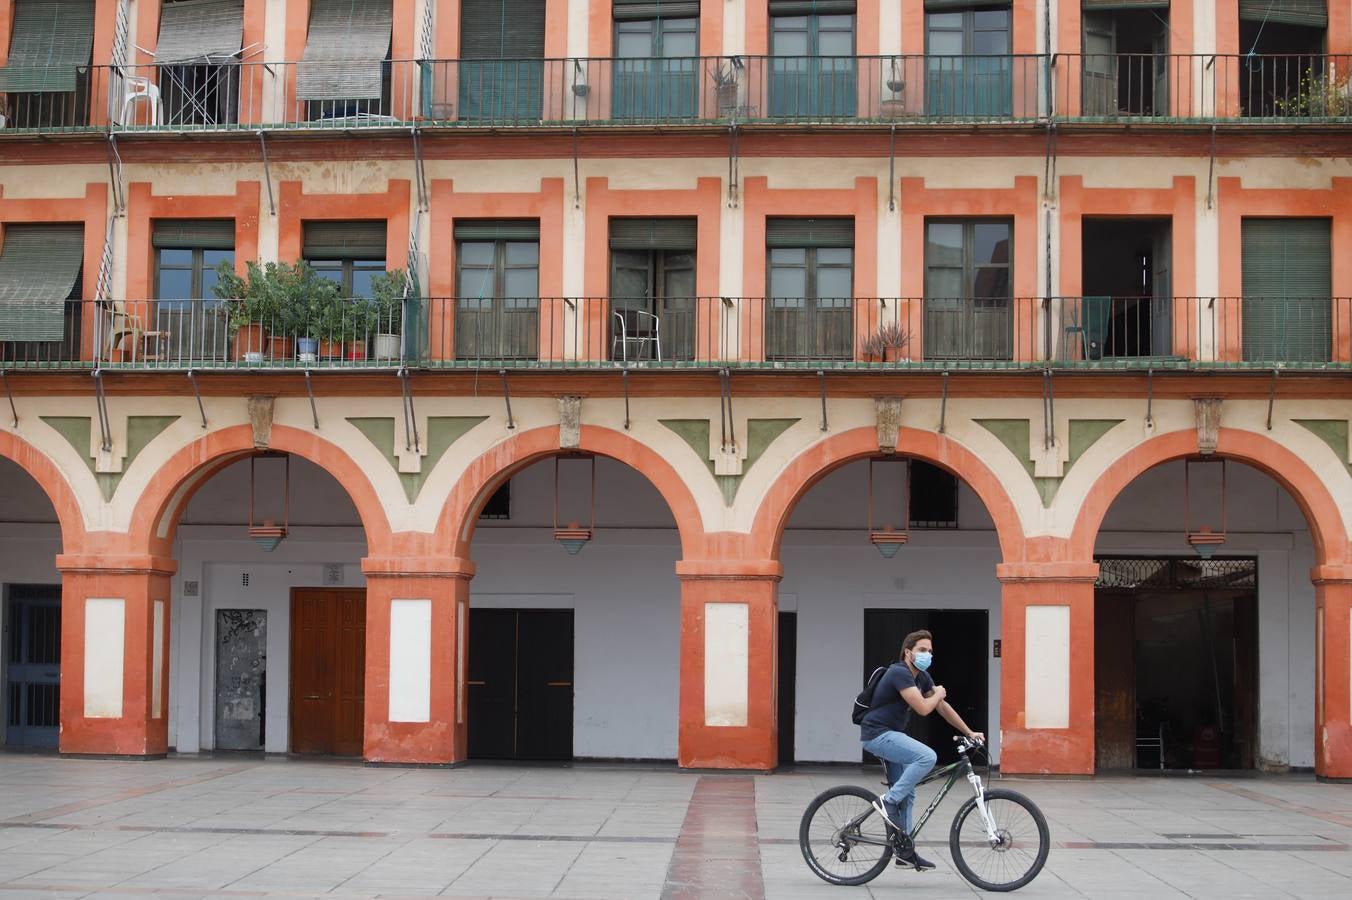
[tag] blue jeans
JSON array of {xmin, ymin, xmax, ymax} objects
[{"xmin": 863, "ymin": 731, "xmax": 937, "ymax": 833}]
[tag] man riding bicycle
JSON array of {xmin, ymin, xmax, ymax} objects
[{"xmin": 859, "ymin": 629, "xmax": 984, "ymax": 870}]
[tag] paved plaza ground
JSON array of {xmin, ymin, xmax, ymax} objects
[{"xmin": 1, "ymin": 756, "xmax": 1350, "ymax": 899}]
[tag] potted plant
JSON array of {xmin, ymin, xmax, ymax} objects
[
  {"xmin": 712, "ymin": 58, "xmax": 742, "ymax": 115},
  {"xmin": 310, "ymin": 288, "xmax": 350, "ymax": 360},
  {"xmin": 213, "ymin": 260, "xmax": 284, "ymax": 362},
  {"xmin": 862, "ymin": 322, "xmax": 911, "ymax": 363},
  {"xmin": 368, "ymin": 269, "xmax": 407, "ymax": 361},
  {"xmin": 882, "ymin": 58, "xmax": 907, "ymax": 119}
]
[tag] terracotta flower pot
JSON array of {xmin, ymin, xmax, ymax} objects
[
  {"xmin": 345, "ymin": 340, "xmax": 368, "ymax": 361},
  {"xmin": 232, "ymin": 323, "xmax": 268, "ymax": 361},
  {"xmin": 317, "ymin": 339, "xmax": 343, "ymax": 359},
  {"xmin": 269, "ymin": 336, "xmax": 295, "ymax": 361}
]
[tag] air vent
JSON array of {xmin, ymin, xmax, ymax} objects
[
  {"xmin": 241, "ymin": 572, "xmax": 250, "ymax": 588},
  {"xmin": 183, "ymin": 580, "xmax": 199, "ymax": 597}
]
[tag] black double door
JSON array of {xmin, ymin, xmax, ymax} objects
[
  {"xmin": 468, "ymin": 609, "xmax": 574, "ymax": 760},
  {"xmin": 863, "ymin": 609, "xmax": 988, "ymax": 766},
  {"xmin": 5, "ymin": 586, "xmax": 62, "ymax": 749}
]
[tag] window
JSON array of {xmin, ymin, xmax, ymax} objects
[
  {"xmin": 302, "ymin": 221, "xmax": 388, "ymax": 297},
  {"xmin": 457, "ymin": 0, "xmax": 546, "ymax": 121},
  {"xmin": 0, "ymin": 0, "xmax": 94, "ymax": 128},
  {"xmin": 910, "ymin": 461, "xmax": 959, "ymax": 528},
  {"xmin": 455, "ymin": 220, "xmax": 540, "ymax": 360},
  {"xmin": 296, "ymin": 0, "xmax": 393, "ymax": 121},
  {"xmin": 610, "ymin": 219, "xmax": 697, "ymax": 361},
  {"xmin": 769, "ymin": 1, "xmax": 856, "ymax": 118},
  {"xmin": 154, "ymin": 0, "xmax": 245, "ymax": 126},
  {"xmin": 1239, "ymin": 1, "xmax": 1329, "ymax": 116},
  {"xmin": 1241, "ymin": 218, "xmax": 1331, "ymax": 363},
  {"xmin": 612, "ymin": 2, "xmax": 699, "ymax": 120},
  {"xmin": 1080, "ymin": 1, "xmax": 1169, "ymax": 117},
  {"xmin": 925, "ymin": 3, "xmax": 1011, "ymax": 117},
  {"xmin": 154, "ymin": 219, "xmax": 235, "ymax": 361},
  {"xmin": 765, "ymin": 218, "xmax": 854, "ymax": 360},
  {"xmin": 0, "ymin": 224, "xmax": 83, "ymax": 364},
  {"xmin": 924, "ymin": 219, "xmax": 1012, "ymax": 360},
  {"xmin": 480, "ymin": 482, "xmax": 511, "ymax": 520}
]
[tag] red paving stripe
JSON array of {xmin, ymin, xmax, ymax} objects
[{"xmin": 661, "ymin": 775, "xmax": 765, "ymax": 900}]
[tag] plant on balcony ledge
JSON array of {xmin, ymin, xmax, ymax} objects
[
  {"xmin": 862, "ymin": 322, "xmax": 911, "ymax": 363},
  {"xmin": 1274, "ymin": 69, "xmax": 1352, "ymax": 118},
  {"xmin": 367, "ymin": 269, "xmax": 407, "ymax": 360}
]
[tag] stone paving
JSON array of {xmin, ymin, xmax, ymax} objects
[{"xmin": 1, "ymin": 755, "xmax": 1351, "ymax": 898}]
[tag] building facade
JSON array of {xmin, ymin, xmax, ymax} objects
[{"xmin": 1, "ymin": 0, "xmax": 1350, "ymax": 778}]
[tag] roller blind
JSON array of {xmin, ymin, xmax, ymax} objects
[
  {"xmin": 296, "ymin": 0, "xmax": 393, "ymax": 101},
  {"xmin": 925, "ymin": 0, "xmax": 1009, "ymax": 10},
  {"xmin": 765, "ymin": 218, "xmax": 854, "ymax": 248},
  {"xmin": 155, "ymin": 0, "xmax": 245, "ymax": 65},
  {"xmin": 1239, "ymin": 1, "xmax": 1327, "ymax": 28},
  {"xmin": 613, "ymin": 0, "xmax": 701, "ymax": 20},
  {"xmin": 302, "ymin": 220, "xmax": 388, "ymax": 259},
  {"xmin": 0, "ymin": 0, "xmax": 95, "ymax": 93},
  {"xmin": 769, "ymin": 0, "xmax": 856, "ymax": 14},
  {"xmin": 1242, "ymin": 218, "xmax": 1331, "ymax": 362},
  {"xmin": 1081, "ymin": 1, "xmax": 1168, "ymax": 9},
  {"xmin": 609, "ymin": 218, "xmax": 698, "ymax": 250},
  {"xmin": 152, "ymin": 219, "xmax": 236, "ymax": 250},
  {"xmin": 460, "ymin": 0, "xmax": 546, "ymax": 59},
  {"xmin": 453, "ymin": 220, "xmax": 541, "ymax": 241},
  {"xmin": 0, "ymin": 224, "xmax": 84, "ymax": 341}
]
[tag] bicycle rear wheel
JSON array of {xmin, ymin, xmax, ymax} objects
[
  {"xmin": 798, "ymin": 784, "xmax": 894, "ymax": 885},
  {"xmin": 948, "ymin": 788, "xmax": 1049, "ymax": 892}
]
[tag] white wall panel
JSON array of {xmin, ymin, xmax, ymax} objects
[
  {"xmin": 704, "ymin": 602, "xmax": 749, "ymax": 727},
  {"xmin": 1024, "ymin": 605, "xmax": 1070, "ymax": 729},
  {"xmin": 84, "ymin": 598, "xmax": 125, "ymax": 718},
  {"xmin": 389, "ymin": 599, "xmax": 432, "ymax": 723}
]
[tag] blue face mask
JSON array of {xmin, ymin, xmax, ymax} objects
[{"xmin": 912, "ymin": 651, "xmax": 933, "ymax": 672}]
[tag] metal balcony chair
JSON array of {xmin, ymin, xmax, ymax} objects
[
  {"xmin": 612, "ymin": 308, "xmax": 661, "ymax": 363},
  {"xmin": 1061, "ymin": 295, "xmax": 1112, "ymax": 361}
]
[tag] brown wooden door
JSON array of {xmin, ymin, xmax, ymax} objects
[{"xmin": 290, "ymin": 589, "xmax": 366, "ymax": 755}]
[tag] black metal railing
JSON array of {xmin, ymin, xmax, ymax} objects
[
  {"xmin": 2, "ymin": 296, "xmax": 1349, "ymax": 371},
  {"xmin": 4, "ymin": 53, "xmax": 1346, "ymax": 133}
]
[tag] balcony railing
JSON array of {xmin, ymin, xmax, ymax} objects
[
  {"xmin": 2, "ymin": 296, "xmax": 1350, "ymax": 372},
  {"xmin": 2, "ymin": 54, "xmax": 1347, "ymax": 134}
]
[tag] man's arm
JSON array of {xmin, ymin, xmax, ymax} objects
[
  {"xmin": 899, "ymin": 684, "xmax": 946, "ymax": 716},
  {"xmin": 937, "ymin": 700, "xmax": 984, "ymax": 740}
]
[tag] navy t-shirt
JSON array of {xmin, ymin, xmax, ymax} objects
[{"xmin": 859, "ymin": 663, "xmax": 935, "ymax": 742}]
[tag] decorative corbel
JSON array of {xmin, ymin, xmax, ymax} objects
[
  {"xmin": 1194, "ymin": 398, "xmax": 1222, "ymax": 455},
  {"xmin": 876, "ymin": 397, "xmax": 903, "ymax": 454},
  {"xmin": 560, "ymin": 395, "xmax": 583, "ymax": 450},
  {"xmin": 248, "ymin": 395, "xmax": 276, "ymax": 450}
]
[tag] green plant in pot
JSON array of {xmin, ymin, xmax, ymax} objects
[
  {"xmin": 369, "ymin": 269, "xmax": 407, "ymax": 361},
  {"xmin": 213, "ymin": 260, "xmax": 285, "ymax": 362}
]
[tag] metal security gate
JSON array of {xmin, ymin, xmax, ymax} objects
[{"xmin": 5, "ymin": 585, "xmax": 61, "ymax": 749}]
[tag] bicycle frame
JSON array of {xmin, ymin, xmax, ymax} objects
[{"xmin": 840, "ymin": 745, "xmax": 996, "ymax": 850}]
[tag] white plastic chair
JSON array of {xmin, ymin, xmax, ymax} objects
[{"xmin": 120, "ymin": 76, "xmax": 162, "ymax": 126}]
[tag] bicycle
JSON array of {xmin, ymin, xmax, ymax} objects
[{"xmin": 799, "ymin": 735, "xmax": 1049, "ymax": 891}]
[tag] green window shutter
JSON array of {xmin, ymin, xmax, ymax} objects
[
  {"xmin": 296, "ymin": 0, "xmax": 393, "ymax": 101},
  {"xmin": 765, "ymin": 218, "xmax": 854, "ymax": 249},
  {"xmin": 460, "ymin": 0, "xmax": 546, "ymax": 58},
  {"xmin": 0, "ymin": 224, "xmax": 84, "ymax": 341},
  {"xmin": 151, "ymin": 219, "xmax": 236, "ymax": 250},
  {"xmin": 155, "ymin": 0, "xmax": 245, "ymax": 64},
  {"xmin": 453, "ymin": 220, "xmax": 541, "ymax": 241},
  {"xmin": 770, "ymin": 0, "xmax": 856, "ymax": 14},
  {"xmin": 613, "ymin": 0, "xmax": 701, "ymax": 20},
  {"xmin": 1242, "ymin": 218, "xmax": 1331, "ymax": 363},
  {"xmin": 924, "ymin": 0, "xmax": 1007, "ymax": 10},
  {"xmin": 302, "ymin": 220, "xmax": 388, "ymax": 259},
  {"xmin": 1239, "ymin": 1, "xmax": 1327, "ymax": 28},
  {"xmin": 609, "ymin": 218, "xmax": 698, "ymax": 250},
  {"xmin": 0, "ymin": 0, "xmax": 95, "ymax": 93}
]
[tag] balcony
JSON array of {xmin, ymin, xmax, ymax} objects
[
  {"xmin": 2, "ymin": 54, "xmax": 1348, "ymax": 135},
  {"xmin": 2, "ymin": 297, "xmax": 1349, "ymax": 373}
]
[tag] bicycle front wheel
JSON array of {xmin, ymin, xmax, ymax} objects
[
  {"xmin": 948, "ymin": 788, "xmax": 1049, "ymax": 892},
  {"xmin": 799, "ymin": 785, "xmax": 894, "ymax": 885}
]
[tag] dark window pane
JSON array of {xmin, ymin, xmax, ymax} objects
[
  {"xmin": 974, "ymin": 223, "xmax": 1011, "ymax": 265},
  {"xmin": 157, "ymin": 268, "xmax": 193, "ymax": 300}
]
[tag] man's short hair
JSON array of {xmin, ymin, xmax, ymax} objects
[{"xmin": 900, "ymin": 629, "xmax": 932, "ymax": 660}]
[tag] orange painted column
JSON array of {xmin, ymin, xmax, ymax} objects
[
  {"xmin": 361, "ymin": 555, "xmax": 472, "ymax": 765},
  {"xmin": 676, "ymin": 559, "xmax": 781, "ymax": 770},
  {"xmin": 995, "ymin": 562, "xmax": 1097, "ymax": 775},
  {"xmin": 56, "ymin": 554, "xmax": 176, "ymax": 757},
  {"xmin": 1314, "ymin": 572, "xmax": 1352, "ymax": 780}
]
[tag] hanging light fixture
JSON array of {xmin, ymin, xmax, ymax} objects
[
  {"xmin": 554, "ymin": 454, "xmax": 596, "ymax": 555},
  {"xmin": 868, "ymin": 457, "xmax": 910, "ymax": 558},
  {"xmin": 1185, "ymin": 457, "xmax": 1227, "ymax": 559},
  {"xmin": 248, "ymin": 452, "xmax": 290, "ymax": 552}
]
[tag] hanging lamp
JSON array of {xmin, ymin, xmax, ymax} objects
[
  {"xmin": 248, "ymin": 452, "xmax": 290, "ymax": 552},
  {"xmin": 868, "ymin": 457, "xmax": 910, "ymax": 558},
  {"xmin": 554, "ymin": 454, "xmax": 596, "ymax": 555},
  {"xmin": 1184, "ymin": 457, "xmax": 1227, "ymax": 559}
]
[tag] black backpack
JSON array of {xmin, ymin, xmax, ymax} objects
[{"xmin": 851, "ymin": 665, "xmax": 888, "ymax": 725}]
